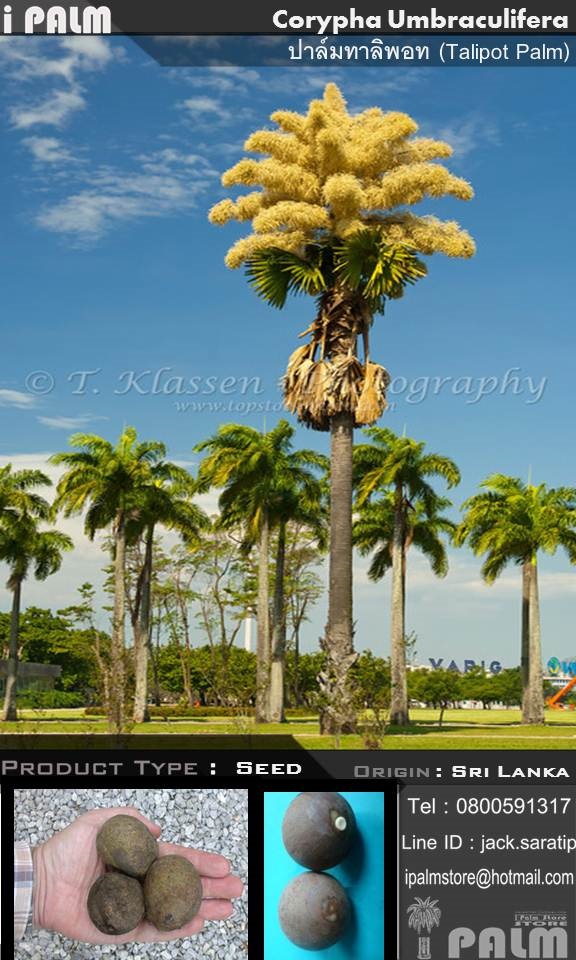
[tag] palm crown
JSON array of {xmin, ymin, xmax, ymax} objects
[
  {"xmin": 210, "ymin": 82, "xmax": 474, "ymax": 432},
  {"xmin": 354, "ymin": 491, "xmax": 455, "ymax": 581},
  {"xmin": 456, "ymin": 474, "xmax": 576, "ymax": 578}
]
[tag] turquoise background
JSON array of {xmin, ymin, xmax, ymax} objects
[{"xmin": 264, "ymin": 791, "xmax": 384, "ymax": 959}]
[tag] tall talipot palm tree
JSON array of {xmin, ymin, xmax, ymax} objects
[
  {"xmin": 127, "ymin": 468, "xmax": 208, "ymax": 724},
  {"xmin": 195, "ymin": 421, "xmax": 326, "ymax": 722},
  {"xmin": 0, "ymin": 474, "xmax": 73, "ymax": 720},
  {"xmin": 51, "ymin": 428, "xmax": 167, "ymax": 733},
  {"xmin": 354, "ymin": 428, "xmax": 460, "ymax": 724},
  {"xmin": 456, "ymin": 476, "xmax": 576, "ymax": 724},
  {"xmin": 209, "ymin": 82, "xmax": 474, "ymax": 733}
]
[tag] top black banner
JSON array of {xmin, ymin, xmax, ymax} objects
[{"xmin": 1, "ymin": 1, "xmax": 574, "ymax": 36}]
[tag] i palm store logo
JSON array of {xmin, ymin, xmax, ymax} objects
[{"xmin": 407, "ymin": 897, "xmax": 441, "ymax": 960}]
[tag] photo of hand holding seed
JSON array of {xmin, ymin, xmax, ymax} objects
[
  {"xmin": 15, "ymin": 788, "xmax": 247, "ymax": 958},
  {"xmin": 36, "ymin": 806, "xmax": 243, "ymax": 944}
]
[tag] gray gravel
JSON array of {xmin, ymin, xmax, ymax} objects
[{"xmin": 14, "ymin": 788, "xmax": 248, "ymax": 960}]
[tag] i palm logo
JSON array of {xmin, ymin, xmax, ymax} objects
[{"xmin": 407, "ymin": 896, "xmax": 441, "ymax": 959}]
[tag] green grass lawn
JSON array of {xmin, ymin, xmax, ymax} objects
[{"xmin": 2, "ymin": 706, "xmax": 576, "ymax": 748}]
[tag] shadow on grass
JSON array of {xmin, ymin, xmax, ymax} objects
[{"xmin": 385, "ymin": 724, "xmax": 464, "ymax": 736}]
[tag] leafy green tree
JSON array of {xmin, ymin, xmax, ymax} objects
[
  {"xmin": 285, "ymin": 651, "xmax": 325, "ymax": 710},
  {"xmin": 459, "ymin": 666, "xmax": 500, "ymax": 709},
  {"xmin": 0, "ymin": 606, "xmax": 101, "ymax": 700},
  {"xmin": 491, "ymin": 668, "xmax": 523, "ymax": 707},
  {"xmin": 209, "ymin": 82, "xmax": 474, "ymax": 735},
  {"xmin": 0, "ymin": 483, "xmax": 73, "ymax": 720},
  {"xmin": 155, "ymin": 643, "xmax": 256, "ymax": 707},
  {"xmin": 59, "ymin": 583, "xmax": 111, "ymax": 707},
  {"xmin": 191, "ymin": 526, "xmax": 254, "ymax": 704},
  {"xmin": 456, "ymin": 476, "xmax": 576, "ymax": 724},
  {"xmin": 354, "ymin": 427, "xmax": 460, "ymax": 726},
  {"xmin": 284, "ymin": 529, "xmax": 325, "ymax": 706},
  {"xmin": 409, "ymin": 668, "xmax": 462, "ymax": 727},
  {"xmin": 195, "ymin": 420, "xmax": 325, "ymax": 722},
  {"xmin": 51, "ymin": 428, "xmax": 168, "ymax": 732}
]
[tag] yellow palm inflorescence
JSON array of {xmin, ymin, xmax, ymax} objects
[{"xmin": 209, "ymin": 82, "xmax": 475, "ymax": 268}]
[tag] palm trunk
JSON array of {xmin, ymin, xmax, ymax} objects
[
  {"xmin": 269, "ymin": 522, "xmax": 287, "ymax": 722},
  {"xmin": 255, "ymin": 509, "xmax": 270, "ymax": 723},
  {"xmin": 523, "ymin": 554, "xmax": 544, "ymax": 724},
  {"xmin": 520, "ymin": 559, "xmax": 530, "ymax": 716},
  {"xmin": 2, "ymin": 579, "xmax": 22, "ymax": 721},
  {"xmin": 133, "ymin": 526, "xmax": 153, "ymax": 724},
  {"xmin": 390, "ymin": 481, "xmax": 409, "ymax": 725},
  {"xmin": 320, "ymin": 411, "xmax": 357, "ymax": 735},
  {"xmin": 110, "ymin": 515, "xmax": 126, "ymax": 733}
]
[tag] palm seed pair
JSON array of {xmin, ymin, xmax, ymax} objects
[{"xmin": 279, "ymin": 792, "xmax": 356, "ymax": 950}]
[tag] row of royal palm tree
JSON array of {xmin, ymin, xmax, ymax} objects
[
  {"xmin": 0, "ymin": 466, "xmax": 73, "ymax": 721},
  {"xmin": 3, "ymin": 430, "xmax": 573, "ymax": 731},
  {"xmin": 354, "ymin": 427, "xmax": 460, "ymax": 724},
  {"xmin": 50, "ymin": 428, "xmax": 208, "ymax": 730},
  {"xmin": 209, "ymin": 81, "xmax": 475, "ymax": 733},
  {"xmin": 457, "ymin": 476, "xmax": 576, "ymax": 725},
  {"xmin": 194, "ymin": 420, "xmax": 327, "ymax": 723}
]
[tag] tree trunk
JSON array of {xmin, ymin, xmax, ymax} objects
[
  {"xmin": 133, "ymin": 527, "xmax": 153, "ymax": 724},
  {"xmin": 93, "ymin": 632, "xmax": 111, "ymax": 715},
  {"xmin": 2, "ymin": 579, "xmax": 22, "ymax": 722},
  {"xmin": 110, "ymin": 515, "xmax": 126, "ymax": 733},
  {"xmin": 520, "ymin": 559, "xmax": 530, "ymax": 716},
  {"xmin": 293, "ymin": 623, "xmax": 301, "ymax": 706},
  {"xmin": 269, "ymin": 522, "xmax": 287, "ymax": 722},
  {"xmin": 319, "ymin": 412, "xmax": 357, "ymax": 735},
  {"xmin": 523, "ymin": 555, "xmax": 544, "ymax": 724},
  {"xmin": 390, "ymin": 481, "xmax": 409, "ymax": 725},
  {"xmin": 255, "ymin": 509, "xmax": 270, "ymax": 723},
  {"xmin": 148, "ymin": 630, "xmax": 161, "ymax": 707}
]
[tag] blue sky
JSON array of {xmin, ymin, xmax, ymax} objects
[{"xmin": 0, "ymin": 38, "xmax": 575, "ymax": 670}]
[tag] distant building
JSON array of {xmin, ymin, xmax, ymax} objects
[{"xmin": 0, "ymin": 661, "xmax": 61, "ymax": 695}]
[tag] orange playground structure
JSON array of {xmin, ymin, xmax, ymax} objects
[{"xmin": 547, "ymin": 675, "xmax": 576, "ymax": 709}]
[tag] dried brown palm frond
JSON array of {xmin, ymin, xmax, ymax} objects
[
  {"xmin": 284, "ymin": 345, "xmax": 315, "ymax": 400},
  {"xmin": 355, "ymin": 361, "xmax": 391, "ymax": 425},
  {"xmin": 325, "ymin": 354, "xmax": 364, "ymax": 418}
]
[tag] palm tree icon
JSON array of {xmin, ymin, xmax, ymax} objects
[{"xmin": 407, "ymin": 897, "xmax": 441, "ymax": 959}]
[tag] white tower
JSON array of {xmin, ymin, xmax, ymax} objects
[{"xmin": 243, "ymin": 609, "xmax": 255, "ymax": 652}]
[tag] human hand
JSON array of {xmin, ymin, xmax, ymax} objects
[{"xmin": 32, "ymin": 806, "xmax": 244, "ymax": 944}]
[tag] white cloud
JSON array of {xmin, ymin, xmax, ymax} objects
[
  {"xmin": 0, "ymin": 38, "xmax": 118, "ymax": 173},
  {"xmin": 0, "ymin": 389, "xmax": 36, "ymax": 409},
  {"xmin": 23, "ymin": 136, "xmax": 76, "ymax": 163},
  {"xmin": 182, "ymin": 96, "xmax": 223, "ymax": 116},
  {"xmin": 0, "ymin": 35, "xmax": 115, "ymax": 83},
  {"xmin": 434, "ymin": 118, "xmax": 500, "ymax": 158},
  {"xmin": 10, "ymin": 88, "xmax": 86, "ymax": 129},
  {"xmin": 35, "ymin": 150, "xmax": 217, "ymax": 243},
  {"xmin": 38, "ymin": 415, "xmax": 108, "ymax": 430},
  {"xmin": 180, "ymin": 96, "xmax": 254, "ymax": 127},
  {"xmin": 179, "ymin": 66, "xmax": 260, "ymax": 94}
]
